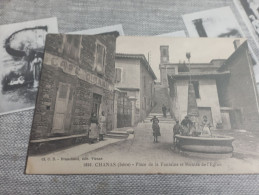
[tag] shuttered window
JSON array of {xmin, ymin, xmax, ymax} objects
[
  {"xmin": 63, "ymin": 35, "xmax": 81, "ymax": 61},
  {"xmin": 95, "ymin": 42, "xmax": 106, "ymax": 74},
  {"xmin": 115, "ymin": 68, "xmax": 122, "ymax": 83}
]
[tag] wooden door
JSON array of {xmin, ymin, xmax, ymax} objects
[{"xmin": 52, "ymin": 82, "xmax": 71, "ymax": 133}]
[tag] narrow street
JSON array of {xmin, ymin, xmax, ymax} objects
[
  {"xmin": 28, "ymin": 113, "xmax": 259, "ymax": 174},
  {"xmin": 81, "ymin": 118, "xmax": 182, "ymax": 162}
]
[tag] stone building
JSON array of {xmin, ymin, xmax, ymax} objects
[
  {"xmin": 29, "ymin": 32, "xmax": 118, "ymax": 147},
  {"xmin": 161, "ymin": 40, "xmax": 259, "ymax": 130},
  {"xmin": 115, "ymin": 53, "xmax": 157, "ymax": 122}
]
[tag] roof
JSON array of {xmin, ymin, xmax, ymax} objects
[
  {"xmin": 116, "ymin": 53, "xmax": 157, "ymax": 80},
  {"xmin": 98, "ymin": 31, "xmax": 120, "ymax": 37},
  {"xmin": 218, "ymin": 40, "xmax": 249, "ymax": 71},
  {"xmin": 169, "ymin": 71, "xmax": 230, "ymax": 79}
]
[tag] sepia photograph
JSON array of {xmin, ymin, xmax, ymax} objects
[
  {"xmin": 67, "ymin": 24, "xmax": 125, "ymax": 35},
  {"xmin": 234, "ymin": 0, "xmax": 259, "ymax": 38},
  {"xmin": 26, "ymin": 35, "xmax": 259, "ymax": 174},
  {"xmin": 182, "ymin": 7, "xmax": 243, "ymax": 38},
  {"xmin": 0, "ymin": 17, "xmax": 58, "ymax": 115},
  {"xmin": 182, "ymin": 6, "xmax": 259, "ymax": 82}
]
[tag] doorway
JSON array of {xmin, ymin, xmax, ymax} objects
[
  {"xmin": 92, "ymin": 93, "xmax": 102, "ymax": 117},
  {"xmin": 52, "ymin": 82, "xmax": 72, "ymax": 133}
]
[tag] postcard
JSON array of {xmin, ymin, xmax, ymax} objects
[
  {"xmin": 26, "ymin": 35, "xmax": 259, "ymax": 174},
  {"xmin": 182, "ymin": 6, "xmax": 259, "ymax": 81},
  {"xmin": 67, "ymin": 24, "xmax": 125, "ymax": 35},
  {"xmin": 0, "ymin": 17, "xmax": 58, "ymax": 115},
  {"xmin": 157, "ymin": 30, "xmax": 186, "ymax": 37},
  {"xmin": 233, "ymin": 0, "xmax": 259, "ymax": 44}
]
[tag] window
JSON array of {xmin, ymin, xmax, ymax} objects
[
  {"xmin": 192, "ymin": 81, "xmax": 200, "ymax": 99},
  {"xmin": 144, "ymin": 76, "xmax": 146, "ymax": 90},
  {"xmin": 94, "ymin": 42, "xmax": 106, "ymax": 74},
  {"xmin": 59, "ymin": 84, "xmax": 69, "ymax": 99},
  {"xmin": 162, "ymin": 48, "xmax": 167, "ymax": 56},
  {"xmin": 115, "ymin": 68, "xmax": 122, "ymax": 83},
  {"xmin": 63, "ymin": 35, "xmax": 81, "ymax": 61}
]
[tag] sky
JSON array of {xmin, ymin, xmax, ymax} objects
[{"xmin": 116, "ymin": 36, "xmax": 246, "ymax": 81}]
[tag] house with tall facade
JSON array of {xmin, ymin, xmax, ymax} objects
[
  {"xmin": 160, "ymin": 40, "xmax": 259, "ymax": 131},
  {"xmin": 115, "ymin": 53, "xmax": 157, "ymax": 123},
  {"xmin": 28, "ymin": 32, "xmax": 121, "ymax": 153}
]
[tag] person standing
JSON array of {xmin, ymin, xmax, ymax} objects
[
  {"xmin": 173, "ymin": 120, "xmax": 182, "ymax": 149},
  {"xmin": 99, "ymin": 111, "xmax": 106, "ymax": 141},
  {"xmin": 181, "ymin": 116, "xmax": 192, "ymax": 136},
  {"xmin": 89, "ymin": 113, "xmax": 99, "ymax": 144},
  {"xmin": 200, "ymin": 115, "xmax": 212, "ymax": 137},
  {"xmin": 162, "ymin": 104, "xmax": 167, "ymax": 118},
  {"xmin": 150, "ymin": 116, "xmax": 161, "ymax": 143}
]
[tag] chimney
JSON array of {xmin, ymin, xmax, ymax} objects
[
  {"xmin": 233, "ymin": 39, "xmax": 241, "ymax": 50},
  {"xmin": 160, "ymin": 45, "xmax": 169, "ymax": 64}
]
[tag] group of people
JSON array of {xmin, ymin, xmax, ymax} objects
[
  {"xmin": 89, "ymin": 111, "xmax": 107, "ymax": 144},
  {"xmin": 173, "ymin": 115, "xmax": 212, "ymax": 142},
  {"xmin": 150, "ymin": 114, "xmax": 212, "ymax": 144}
]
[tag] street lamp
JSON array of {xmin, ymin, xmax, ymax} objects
[{"xmin": 186, "ymin": 52, "xmax": 191, "ymax": 83}]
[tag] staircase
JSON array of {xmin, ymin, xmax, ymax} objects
[
  {"xmin": 144, "ymin": 113, "xmax": 175, "ymax": 123},
  {"xmin": 144, "ymin": 84, "xmax": 174, "ymax": 123},
  {"xmin": 152, "ymin": 85, "xmax": 170, "ymax": 113}
]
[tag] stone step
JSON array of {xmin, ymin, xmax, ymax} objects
[
  {"xmin": 146, "ymin": 116, "xmax": 173, "ymax": 119},
  {"xmin": 108, "ymin": 130, "xmax": 128, "ymax": 135},
  {"xmin": 146, "ymin": 116, "xmax": 174, "ymax": 120},
  {"xmin": 144, "ymin": 118, "xmax": 175, "ymax": 121},
  {"xmin": 105, "ymin": 133, "xmax": 129, "ymax": 139},
  {"xmin": 149, "ymin": 113, "xmax": 164, "ymax": 116},
  {"xmin": 145, "ymin": 119, "xmax": 175, "ymax": 122},
  {"xmin": 144, "ymin": 120, "xmax": 175, "ymax": 123}
]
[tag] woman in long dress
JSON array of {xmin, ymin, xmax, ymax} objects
[
  {"xmin": 99, "ymin": 111, "xmax": 106, "ymax": 141},
  {"xmin": 150, "ymin": 116, "xmax": 161, "ymax": 143},
  {"xmin": 89, "ymin": 113, "xmax": 99, "ymax": 144},
  {"xmin": 200, "ymin": 115, "xmax": 212, "ymax": 137}
]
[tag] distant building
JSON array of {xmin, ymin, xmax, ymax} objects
[
  {"xmin": 161, "ymin": 40, "xmax": 259, "ymax": 130},
  {"xmin": 115, "ymin": 53, "xmax": 157, "ymax": 122}
]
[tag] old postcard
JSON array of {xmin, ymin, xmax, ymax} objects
[
  {"xmin": 157, "ymin": 30, "xmax": 186, "ymax": 37},
  {"xmin": 26, "ymin": 35, "xmax": 259, "ymax": 174},
  {"xmin": 67, "ymin": 24, "xmax": 125, "ymax": 35},
  {"xmin": 233, "ymin": 0, "xmax": 259, "ymax": 44},
  {"xmin": 182, "ymin": 6, "xmax": 259, "ymax": 82},
  {"xmin": 0, "ymin": 17, "xmax": 58, "ymax": 115}
]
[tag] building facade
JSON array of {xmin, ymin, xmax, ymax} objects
[
  {"xmin": 29, "ymin": 33, "xmax": 118, "ymax": 148},
  {"xmin": 161, "ymin": 41, "xmax": 259, "ymax": 130},
  {"xmin": 115, "ymin": 53, "xmax": 157, "ymax": 122}
]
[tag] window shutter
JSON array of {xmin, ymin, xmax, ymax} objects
[{"xmin": 115, "ymin": 68, "xmax": 121, "ymax": 83}]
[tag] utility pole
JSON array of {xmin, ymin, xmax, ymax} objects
[{"xmin": 186, "ymin": 52, "xmax": 191, "ymax": 83}]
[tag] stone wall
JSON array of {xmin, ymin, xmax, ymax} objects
[
  {"xmin": 217, "ymin": 42, "xmax": 259, "ymax": 130},
  {"xmin": 140, "ymin": 60, "xmax": 155, "ymax": 120},
  {"xmin": 30, "ymin": 33, "xmax": 117, "ymax": 140},
  {"xmin": 169, "ymin": 78, "xmax": 222, "ymax": 127}
]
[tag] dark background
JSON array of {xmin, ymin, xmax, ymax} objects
[{"xmin": 1, "ymin": 0, "xmax": 259, "ymax": 194}]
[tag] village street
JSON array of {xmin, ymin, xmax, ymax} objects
[
  {"xmin": 28, "ymin": 113, "xmax": 259, "ymax": 174},
  {"xmin": 38, "ymin": 113, "xmax": 259, "ymax": 162},
  {"xmin": 81, "ymin": 119, "xmax": 182, "ymax": 162}
]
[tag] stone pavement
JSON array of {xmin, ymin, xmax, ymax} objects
[
  {"xmin": 35, "ymin": 129, "xmax": 134, "ymax": 158},
  {"xmin": 82, "ymin": 120, "xmax": 183, "ymax": 162}
]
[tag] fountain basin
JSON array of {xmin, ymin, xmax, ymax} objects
[{"xmin": 175, "ymin": 135, "xmax": 234, "ymax": 154}]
